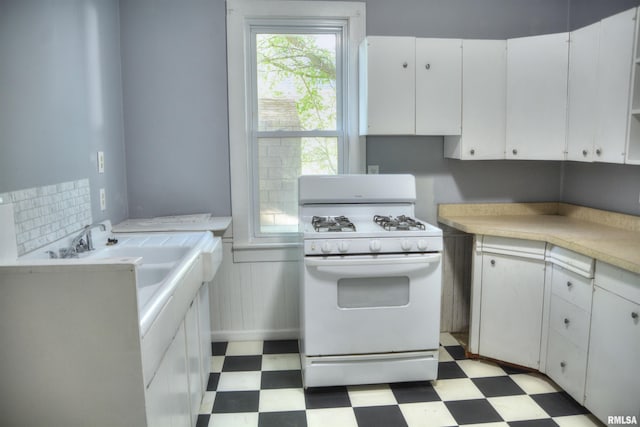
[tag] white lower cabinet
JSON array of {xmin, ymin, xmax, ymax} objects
[
  {"xmin": 585, "ymin": 262, "xmax": 640, "ymax": 423},
  {"xmin": 185, "ymin": 301, "xmax": 202, "ymax": 425},
  {"xmin": 474, "ymin": 237, "xmax": 546, "ymax": 369},
  {"xmin": 544, "ymin": 250, "xmax": 594, "ymax": 404}
]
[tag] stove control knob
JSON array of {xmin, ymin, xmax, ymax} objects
[
  {"xmin": 338, "ymin": 241, "xmax": 350, "ymax": 253},
  {"xmin": 321, "ymin": 241, "xmax": 333, "ymax": 254},
  {"xmin": 401, "ymin": 239, "xmax": 413, "ymax": 251},
  {"xmin": 369, "ymin": 239, "xmax": 382, "ymax": 252},
  {"xmin": 417, "ymin": 239, "xmax": 428, "ymax": 251}
]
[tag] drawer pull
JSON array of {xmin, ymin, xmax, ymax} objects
[
  {"xmin": 560, "ymin": 361, "xmax": 566, "ymax": 368},
  {"xmin": 563, "ymin": 318, "xmax": 570, "ymax": 326},
  {"xmin": 490, "ymin": 259, "xmax": 496, "ymax": 266},
  {"xmin": 566, "ymin": 281, "xmax": 573, "ymax": 289},
  {"xmin": 632, "ymin": 312, "xmax": 639, "ymax": 320}
]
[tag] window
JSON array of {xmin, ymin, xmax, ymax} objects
[
  {"xmin": 252, "ymin": 27, "xmax": 344, "ymax": 235},
  {"xmin": 227, "ymin": 0, "xmax": 365, "ymax": 260}
]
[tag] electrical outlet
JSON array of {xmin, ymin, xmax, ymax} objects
[
  {"xmin": 97, "ymin": 151, "xmax": 105, "ymax": 173},
  {"xmin": 367, "ymin": 165, "xmax": 379, "ymax": 174},
  {"xmin": 99, "ymin": 188, "xmax": 106, "ymax": 211}
]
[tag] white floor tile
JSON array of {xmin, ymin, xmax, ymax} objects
[
  {"xmin": 439, "ymin": 332, "xmax": 459, "ymax": 346},
  {"xmin": 261, "ymin": 353, "xmax": 301, "ymax": 371},
  {"xmin": 347, "ymin": 384, "xmax": 397, "ymax": 407},
  {"xmin": 211, "ymin": 355, "xmax": 225, "ymax": 373},
  {"xmin": 199, "ymin": 391, "xmax": 215, "ymax": 414},
  {"xmin": 456, "ymin": 359, "xmax": 507, "ymax": 378},
  {"xmin": 399, "ymin": 401, "xmax": 457, "ymax": 427},
  {"xmin": 216, "ymin": 371, "xmax": 262, "ymax": 391},
  {"xmin": 208, "ymin": 412, "xmax": 259, "ymax": 427},
  {"xmin": 432, "ymin": 378, "xmax": 484, "ymax": 401},
  {"xmin": 488, "ymin": 395, "xmax": 548, "ymax": 422},
  {"xmin": 225, "ymin": 341, "xmax": 264, "ymax": 356},
  {"xmin": 306, "ymin": 407, "xmax": 358, "ymax": 427},
  {"xmin": 553, "ymin": 414, "xmax": 605, "ymax": 427},
  {"xmin": 509, "ymin": 373, "xmax": 562, "ymax": 394},
  {"xmin": 259, "ymin": 388, "xmax": 306, "ymax": 412}
]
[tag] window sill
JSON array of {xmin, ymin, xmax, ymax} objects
[{"xmin": 232, "ymin": 241, "xmax": 302, "ymax": 263}]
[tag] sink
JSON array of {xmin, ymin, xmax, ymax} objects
[
  {"xmin": 137, "ymin": 265, "xmax": 173, "ymax": 287},
  {"xmin": 88, "ymin": 245, "xmax": 191, "ymax": 264}
]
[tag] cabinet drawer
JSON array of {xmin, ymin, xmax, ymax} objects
[
  {"xmin": 549, "ymin": 296, "xmax": 590, "ymax": 348},
  {"xmin": 551, "ymin": 265, "xmax": 593, "ymax": 312},
  {"xmin": 547, "ymin": 329, "xmax": 587, "ymax": 404}
]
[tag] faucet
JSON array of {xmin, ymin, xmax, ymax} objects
[{"xmin": 58, "ymin": 223, "xmax": 107, "ymax": 258}]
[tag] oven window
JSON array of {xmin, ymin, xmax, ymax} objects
[{"xmin": 337, "ymin": 277, "xmax": 410, "ymax": 308}]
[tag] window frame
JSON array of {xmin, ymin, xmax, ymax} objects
[{"xmin": 227, "ymin": 0, "xmax": 365, "ymax": 261}]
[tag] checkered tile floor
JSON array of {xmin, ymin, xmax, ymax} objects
[{"xmin": 196, "ymin": 333, "xmax": 604, "ymax": 427}]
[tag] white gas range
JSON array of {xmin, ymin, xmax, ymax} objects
[{"xmin": 298, "ymin": 174, "xmax": 443, "ymax": 388}]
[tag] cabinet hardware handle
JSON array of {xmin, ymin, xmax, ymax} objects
[
  {"xmin": 560, "ymin": 361, "xmax": 566, "ymax": 368},
  {"xmin": 490, "ymin": 259, "xmax": 496, "ymax": 266},
  {"xmin": 596, "ymin": 148, "xmax": 602, "ymax": 156},
  {"xmin": 402, "ymin": 62, "xmax": 408, "ymax": 68},
  {"xmin": 425, "ymin": 63, "xmax": 431, "ymax": 70},
  {"xmin": 470, "ymin": 149, "xmax": 475, "ymax": 155},
  {"xmin": 582, "ymin": 149, "xmax": 588, "ymax": 156},
  {"xmin": 566, "ymin": 281, "xmax": 573, "ymax": 288},
  {"xmin": 632, "ymin": 312, "xmax": 639, "ymax": 320},
  {"xmin": 512, "ymin": 149, "xmax": 518, "ymax": 155},
  {"xmin": 564, "ymin": 318, "xmax": 570, "ymax": 325}
]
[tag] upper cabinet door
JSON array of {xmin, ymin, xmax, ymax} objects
[
  {"xmin": 506, "ymin": 33, "xmax": 569, "ymax": 160},
  {"xmin": 596, "ymin": 7, "xmax": 636, "ymax": 163},
  {"xmin": 567, "ymin": 22, "xmax": 600, "ymax": 162},
  {"xmin": 359, "ymin": 36, "xmax": 416, "ymax": 135},
  {"xmin": 415, "ymin": 38, "xmax": 462, "ymax": 135}
]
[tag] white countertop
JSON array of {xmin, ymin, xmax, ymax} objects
[{"xmin": 113, "ymin": 214, "xmax": 231, "ymax": 233}]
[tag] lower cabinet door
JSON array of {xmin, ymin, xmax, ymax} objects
[
  {"xmin": 198, "ymin": 283, "xmax": 212, "ymax": 394},
  {"xmin": 185, "ymin": 300, "xmax": 203, "ymax": 425},
  {"xmin": 585, "ymin": 286, "xmax": 640, "ymax": 422},
  {"xmin": 546, "ymin": 329, "xmax": 587, "ymax": 404},
  {"xmin": 479, "ymin": 253, "xmax": 545, "ymax": 369}
]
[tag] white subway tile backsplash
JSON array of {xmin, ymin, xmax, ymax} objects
[{"xmin": 1, "ymin": 179, "xmax": 93, "ymax": 256}]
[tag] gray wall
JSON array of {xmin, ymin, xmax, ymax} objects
[
  {"xmin": 119, "ymin": 0, "xmax": 231, "ymax": 218},
  {"xmin": 0, "ymin": 0, "xmax": 128, "ymax": 224}
]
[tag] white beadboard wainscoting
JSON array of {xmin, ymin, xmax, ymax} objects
[{"xmin": 210, "ymin": 233, "xmax": 471, "ymax": 342}]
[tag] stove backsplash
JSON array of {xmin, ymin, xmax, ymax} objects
[{"xmin": 0, "ymin": 179, "xmax": 92, "ymax": 256}]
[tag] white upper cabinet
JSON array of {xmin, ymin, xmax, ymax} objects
[
  {"xmin": 359, "ymin": 36, "xmax": 461, "ymax": 135},
  {"xmin": 415, "ymin": 38, "xmax": 462, "ymax": 135},
  {"xmin": 359, "ymin": 36, "xmax": 415, "ymax": 135},
  {"xmin": 566, "ymin": 22, "xmax": 600, "ymax": 162},
  {"xmin": 506, "ymin": 32, "xmax": 569, "ymax": 160},
  {"xmin": 596, "ymin": 7, "xmax": 636, "ymax": 163},
  {"xmin": 445, "ymin": 39, "xmax": 506, "ymax": 159}
]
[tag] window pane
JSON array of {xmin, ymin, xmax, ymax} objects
[
  {"xmin": 256, "ymin": 33, "xmax": 337, "ymax": 131},
  {"xmin": 258, "ymin": 137, "xmax": 337, "ymax": 233}
]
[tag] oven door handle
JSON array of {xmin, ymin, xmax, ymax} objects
[{"xmin": 304, "ymin": 253, "xmax": 441, "ymax": 267}]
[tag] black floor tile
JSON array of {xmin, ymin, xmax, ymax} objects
[
  {"xmin": 212, "ymin": 341, "xmax": 228, "ymax": 356},
  {"xmin": 304, "ymin": 386, "xmax": 351, "ymax": 409},
  {"xmin": 472, "ymin": 376, "xmax": 526, "ymax": 397},
  {"xmin": 261, "ymin": 370, "xmax": 303, "ymax": 389},
  {"xmin": 207, "ymin": 372, "xmax": 220, "ymax": 391},
  {"xmin": 258, "ymin": 410, "xmax": 307, "ymax": 427},
  {"xmin": 263, "ymin": 339, "xmax": 299, "ymax": 354},
  {"xmin": 390, "ymin": 381, "xmax": 441, "ymax": 404},
  {"xmin": 499, "ymin": 363, "xmax": 533, "ymax": 375},
  {"xmin": 444, "ymin": 345, "xmax": 467, "ymax": 360},
  {"xmin": 212, "ymin": 390, "xmax": 260, "ymax": 413},
  {"xmin": 353, "ymin": 405, "xmax": 408, "ymax": 427},
  {"xmin": 509, "ymin": 419, "xmax": 559, "ymax": 427},
  {"xmin": 530, "ymin": 392, "xmax": 590, "ymax": 417},
  {"xmin": 195, "ymin": 414, "xmax": 210, "ymax": 427},
  {"xmin": 445, "ymin": 399, "xmax": 504, "ymax": 425},
  {"xmin": 222, "ymin": 355, "xmax": 263, "ymax": 372},
  {"xmin": 437, "ymin": 361, "xmax": 468, "ymax": 379}
]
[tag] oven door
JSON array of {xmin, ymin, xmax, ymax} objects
[{"xmin": 302, "ymin": 253, "xmax": 442, "ymax": 356}]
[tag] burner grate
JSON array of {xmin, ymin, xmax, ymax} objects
[
  {"xmin": 373, "ymin": 215, "xmax": 426, "ymax": 231},
  {"xmin": 312, "ymin": 216, "xmax": 356, "ymax": 232}
]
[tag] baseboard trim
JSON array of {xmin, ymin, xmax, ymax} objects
[{"xmin": 211, "ymin": 328, "xmax": 300, "ymax": 342}]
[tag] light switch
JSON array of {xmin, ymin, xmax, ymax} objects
[{"xmin": 99, "ymin": 188, "xmax": 106, "ymax": 211}]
